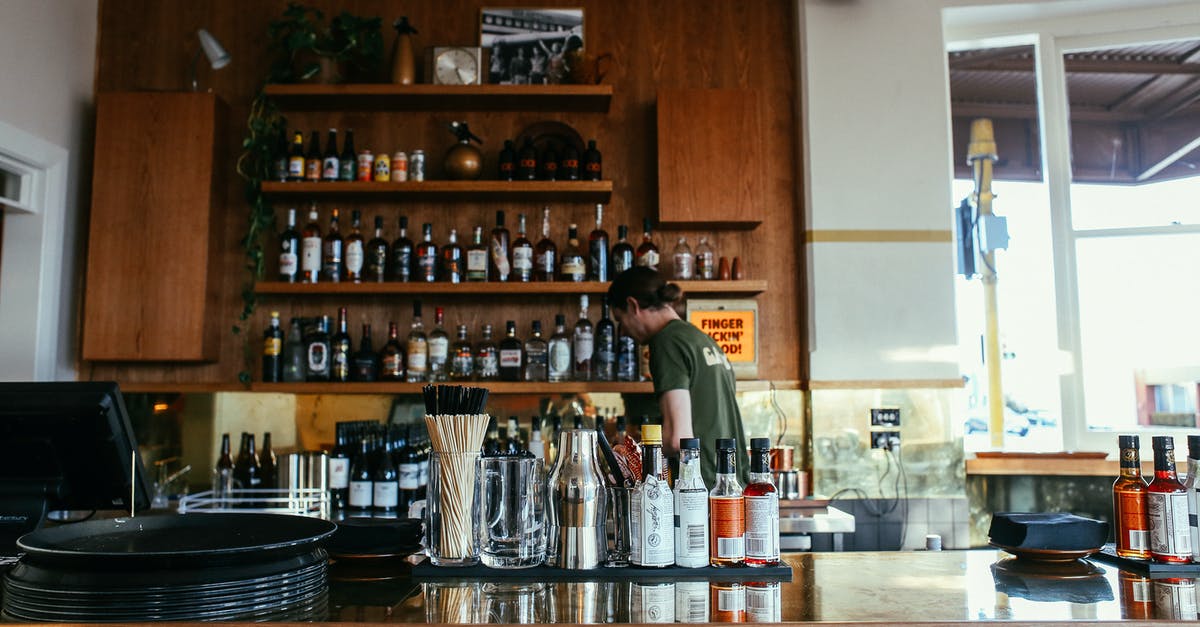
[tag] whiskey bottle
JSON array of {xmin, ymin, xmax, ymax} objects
[
  {"xmin": 379, "ymin": 321, "xmax": 406, "ymax": 381},
  {"xmin": 593, "ymin": 297, "xmax": 616, "ymax": 381},
  {"xmin": 338, "ymin": 129, "xmax": 356, "ymax": 181},
  {"xmin": 351, "ymin": 323, "xmax": 379, "ymax": 382},
  {"xmin": 348, "ymin": 438, "xmax": 373, "ymax": 513},
  {"xmin": 287, "ymin": 130, "xmax": 306, "ymax": 182},
  {"xmin": 300, "ymin": 205, "xmax": 322, "ymax": 284},
  {"xmin": 630, "ymin": 423, "xmax": 674, "ymax": 567},
  {"xmin": 322, "ymin": 208, "xmax": 344, "ymax": 282},
  {"xmin": 497, "ymin": 139, "xmax": 516, "ymax": 181},
  {"xmin": 560, "ymin": 143, "xmax": 580, "ymax": 181},
  {"xmin": 674, "ymin": 437, "xmax": 709, "ymax": 568},
  {"xmin": 517, "ymin": 137, "xmax": 538, "ymax": 180},
  {"xmin": 695, "ymin": 236, "xmax": 716, "ymax": 280},
  {"xmin": 528, "ymin": 418, "xmax": 545, "ymax": 460},
  {"xmin": 282, "ymin": 317, "xmax": 306, "ymax": 383},
  {"xmin": 321, "ymin": 128, "xmax": 339, "ymax": 181},
  {"xmin": 390, "ymin": 216, "xmax": 414, "ymax": 282},
  {"xmin": 489, "ymin": 210, "xmax": 511, "ymax": 282},
  {"xmin": 364, "ymin": 216, "xmax": 389, "ymax": 282},
  {"xmin": 636, "ymin": 218, "xmax": 660, "ymax": 270},
  {"xmin": 612, "ymin": 225, "xmax": 635, "ymax": 275},
  {"xmin": 440, "ymin": 229, "xmax": 465, "ymax": 283},
  {"xmin": 534, "ymin": 206, "xmax": 557, "ymax": 282},
  {"xmin": 278, "ymin": 208, "xmax": 300, "ymax": 283},
  {"xmin": 372, "ymin": 436, "xmax": 399, "ymax": 516},
  {"xmin": 428, "ymin": 306, "xmax": 450, "ymax": 382},
  {"xmin": 744, "ymin": 437, "xmax": 780, "ymax": 566},
  {"xmin": 304, "ymin": 130, "xmax": 322, "ymax": 182},
  {"xmin": 710, "ymin": 438, "xmax": 746, "ymax": 567},
  {"xmin": 475, "ymin": 323, "xmax": 500, "ymax": 381},
  {"xmin": 511, "ymin": 213, "xmax": 534, "ymax": 282},
  {"xmin": 524, "ymin": 321, "xmax": 549, "ymax": 382},
  {"xmin": 450, "ymin": 324, "xmax": 474, "ymax": 381},
  {"xmin": 547, "ymin": 314, "xmax": 572, "ymax": 383},
  {"xmin": 498, "ymin": 321, "xmax": 523, "ymax": 382},
  {"xmin": 466, "ymin": 226, "xmax": 489, "ymax": 282},
  {"xmin": 559, "ymin": 224, "xmax": 586, "ymax": 282},
  {"xmin": 672, "ymin": 237, "xmax": 694, "ymax": 280},
  {"xmin": 1114, "ymin": 434, "xmax": 1150, "ymax": 559},
  {"xmin": 405, "ymin": 300, "xmax": 429, "ymax": 383},
  {"xmin": 583, "ymin": 139, "xmax": 602, "ymax": 181},
  {"xmin": 616, "ymin": 322, "xmax": 639, "ymax": 382},
  {"xmin": 344, "ymin": 209, "xmax": 365, "ymax": 283},
  {"xmin": 416, "ymin": 223, "xmax": 438, "ymax": 283},
  {"xmin": 589, "ymin": 204, "xmax": 610, "ymax": 281},
  {"xmin": 573, "ymin": 295, "xmax": 594, "ymax": 381},
  {"xmin": 1148, "ymin": 436, "xmax": 1191, "ymax": 563},
  {"xmin": 262, "ymin": 311, "xmax": 283, "ymax": 383},
  {"xmin": 330, "ymin": 306, "xmax": 352, "ymax": 383},
  {"xmin": 305, "ymin": 316, "xmax": 332, "ymax": 382}
]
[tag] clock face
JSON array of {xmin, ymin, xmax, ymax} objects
[{"xmin": 434, "ymin": 47, "xmax": 481, "ymax": 85}]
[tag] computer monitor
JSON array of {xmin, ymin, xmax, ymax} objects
[{"xmin": 0, "ymin": 382, "xmax": 153, "ymax": 549}]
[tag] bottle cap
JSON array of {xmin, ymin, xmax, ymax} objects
[
  {"xmin": 1153, "ymin": 435, "xmax": 1174, "ymax": 450},
  {"xmin": 555, "ymin": 314, "xmax": 566, "ymax": 326},
  {"xmin": 750, "ymin": 437, "xmax": 771, "ymax": 451},
  {"xmin": 1118, "ymin": 434, "xmax": 1138, "ymax": 449},
  {"xmin": 1189, "ymin": 435, "xmax": 1200, "ymax": 459},
  {"xmin": 641, "ymin": 424, "xmax": 662, "ymax": 444},
  {"xmin": 716, "ymin": 437, "xmax": 736, "ymax": 450},
  {"xmin": 680, "ymin": 437, "xmax": 700, "ymax": 450}
]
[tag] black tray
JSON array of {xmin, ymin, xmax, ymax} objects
[
  {"xmin": 411, "ymin": 557, "xmax": 792, "ymax": 582},
  {"xmin": 1090, "ymin": 544, "xmax": 1200, "ymax": 578}
]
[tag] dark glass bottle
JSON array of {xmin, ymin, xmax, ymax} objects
[
  {"xmin": 635, "ymin": 218, "xmax": 660, "ymax": 270},
  {"xmin": 274, "ymin": 128, "xmax": 290, "ymax": 182},
  {"xmin": 330, "ymin": 307, "xmax": 352, "ymax": 383},
  {"xmin": 440, "ymin": 229, "xmax": 464, "ymax": 283},
  {"xmin": 344, "ymin": 209, "xmax": 365, "ymax": 283},
  {"xmin": 305, "ymin": 316, "xmax": 332, "ymax": 382},
  {"xmin": 559, "ymin": 224, "xmax": 586, "ymax": 282},
  {"xmin": 260, "ymin": 432, "xmax": 278, "ymax": 489},
  {"xmin": 379, "ymin": 321, "xmax": 406, "ymax": 381},
  {"xmin": 583, "ymin": 139, "xmax": 602, "ymax": 181},
  {"xmin": 300, "ymin": 205, "xmax": 322, "ymax": 283},
  {"xmin": 328, "ymin": 425, "xmax": 350, "ymax": 511},
  {"xmin": 593, "ymin": 298, "xmax": 616, "ymax": 381},
  {"xmin": 262, "ymin": 311, "xmax": 284, "ymax": 383},
  {"xmin": 588, "ymin": 204, "xmax": 610, "ymax": 281},
  {"xmin": 365, "ymin": 216, "xmax": 389, "ymax": 282},
  {"xmin": 540, "ymin": 146, "xmax": 558, "ymax": 181},
  {"xmin": 322, "ymin": 208, "xmax": 344, "ymax": 282},
  {"xmin": 1148, "ymin": 436, "xmax": 1191, "ymax": 563},
  {"xmin": 214, "ymin": 433, "xmax": 234, "ymax": 495},
  {"xmin": 517, "ymin": 137, "xmax": 538, "ymax": 180},
  {"xmin": 489, "ymin": 210, "xmax": 511, "ymax": 282},
  {"xmin": 498, "ymin": 320, "xmax": 524, "ymax": 382},
  {"xmin": 348, "ymin": 438, "xmax": 373, "ymax": 513},
  {"xmin": 282, "ymin": 317, "xmax": 306, "ymax": 382},
  {"xmin": 372, "ymin": 436, "xmax": 399, "ymax": 515},
  {"xmin": 278, "ymin": 207, "xmax": 300, "ymax": 283},
  {"xmin": 390, "ymin": 216, "xmax": 414, "ymax": 282},
  {"xmin": 611, "ymin": 225, "xmax": 636, "ymax": 275},
  {"xmin": 416, "ymin": 223, "xmax": 438, "ymax": 283},
  {"xmin": 287, "ymin": 131, "xmax": 306, "ymax": 182},
  {"xmin": 497, "ymin": 139, "xmax": 516, "ymax": 181},
  {"xmin": 511, "ymin": 213, "xmax": 534, "ymax": 283},
  {"xmin": 338, "ymin": 129, "xmax": 356, "ymax": 181},
  {"xmin": 351, "ymin": 323, "xmax": 380, "ymax": 382},
  {"xmin": 397, "ymin": 426, "xmax": 421, "ymax": 510},
  {"xmin": 305, "ymin": 130, "xmax": 322, "ymax": 182},
  {"xmin": 483, "ymin": 417, "xmax": 502, "ymax": 457},
  {"xmin": 534, "ymin": 207, "xmax": 557, "ymax": 282},
  {"xmin": 616, "ymin": 322, "xmax": 639, "ymax": 382},
  {"xmin": 321, "ymin": 128, "xmax": 339, "ymax": 181},
  {"xmin": 560, "ymin": 143, "xmax": 580, "ymax": 181},
  {"xmin": 233, "ymin": 432, "xmax": 262, "ymax": 492}
]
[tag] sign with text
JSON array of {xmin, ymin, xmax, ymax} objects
[{"xmin": 687, "ymin": 299, "xmax": 758, "ymax": 379}]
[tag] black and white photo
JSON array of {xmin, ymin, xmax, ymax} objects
[{"xmin": 480, "ymin": 8, "xmax": 583, "ymax": 84}]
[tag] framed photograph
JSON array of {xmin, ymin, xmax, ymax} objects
[{"xmin": 480, "ymin": 8, "xmax": 583, "ymax": 85}]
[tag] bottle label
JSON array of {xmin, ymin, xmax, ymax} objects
[
  {"xmin": 329, "ymin": 458, "xmax": 350, "ymax": 489},
  {"xmin": 332, "ymin": 345, "xmax": 351, "ymax": 377},
  {"xmin": 696, "ymin": 252, "xmax": 715, "ymax": 279},
  {"xmin": 305, "ymin": 159, "xmax": 321, "ymax": 181},
  {"xmin": 1154, "ymin": 579, "xmax": 1198, "ymax": 620},
  {"xmin": 717, "ymin": 587, "xmax": 745, "ymax": 613},
  {"xmin": 632, "ymin": 476, "xmax": 675, "ymax": 567},
  {"xmin": 549, "ymin": 341, "xmax": 572, "ymax": 376},
  {"xmin": 372, "ymin": 481, "xmax": 399, "ymax": 508},
  {"xmin": 429, "ymin": 337, "xmax": 449, "ymax": 364},
  {"xmin": 288, "ymin": 157, "xmax": 305, "ymax": 178},
  {"xmin": 590, "ymin": 244, "xmax": 608, "ymax": 281},
  {"xmin": 393, "ymin": 247, "xmax": 412, "ymax": 280},
  {"xmin": 1149, "ymin": 491, "xmax": 1192, "ymax": 559},
  {"xmin": 562, "ymin": 259, "xmax": 585, "ymax": 278},
  {"xmin": 452, "ymin": 353, "xmax": 473, "ymax": 378},
  {"xmin": 745, "ymin": 493, "xmax": 780, "ymax": 561},
  {"xmin": 631, "ymin": 583, "xmax": 676, "ymax": 624},
  {"xmin": 745, "ymin": 584, "xmax": 781, "ymax": 622},
  {"xmin": 399, "ymin": 463, "xmax": 420, "ymax": 490},
  {"xmin": 467, "ymin": 249, "xmax": 488, "ymax": 274},
  {"xmin": 307, "ymin": 342, "xmax": 328, "ymax": 373},
  {"xmin": 382, "ymin": 353, "xmax": 403, "ymax": 377},
  {"xmin": 338, "ymin": 160, "xmax": 354, "ymax": 181},
  {"xmin": 419, "ymin": 254, "xmax": 437, "ymax": 280},
  {"xmin": 1117, "ymin": 489, "xmax": 1150, "ymax": 554},
  {"xmin": 345, "ymin": 242, "xmax": 364, "ymax": 274},
  {"xmin": 674, "ymin": 253, "xmax": 694, "ymax": 279},
  {"xmin": 419, "ymin": 459, "xmax": 429, "ymax": 486},
  {"xmin": 301, "ymin": 237, "xmax": 322, "ymax": 273},
  {"xmin": 490, "ymin": 239, "xmax": 510, "ymax": 279},
  {"xmin": 675, "ymin": 488, "xmax": 710, "ymax": 566},
  {"xmin": 675, "ymin": 581, "xmax": 709, "ymax": 623},
  {"xmin": 279, "ymin": 251, "xmax": 297, "ymax": 277},
  {"xmin": 349, "ymin": 481, "xmax": 372, "ymax": 507},
  {"xmin": 638, "ymin": 250, "xmax": 660, "ymax": 269},
  {"xmin": 500, "ymin": 349, "xmax": 522, "ymax": 368},
  {"xmin": 513, "ymin": 247, "xmax": 533, "ymax": 274},
  {"xmin": 535, "ymin": 250, "xmax": 555, "ymax": 275},
  {"xmin": 322, "ymin": 157, "xmax": 339, "ymax": 180},
  {"xmin": 710, "ymin": 496, "xmax": 746, "ymax": 559},
  {"xmin": 573, "ymin": 331, "xmax": 593, "ymax": 365},
  {"xmin": 407, "ymin": 346, "xmax": 428, "ymax": 372},
  {"xmin": 263, "ymin": 337, "xmax": 281, "ymax": 357},
  {"xmin": 614, "ymin": 252, "xmax": 634, "ymax": 274},
  {"xmin": 478, "ymin": 351, "xmax": 499, "ymax": 377}
]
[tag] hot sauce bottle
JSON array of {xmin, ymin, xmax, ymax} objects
[
  {"xmin": 1113, "ymin": 434, "xmax": 1150, "ymax": 559},
  {"xmin": 710, "ymin": 438, "xmax": 745, "ymax": 567},
  {"xmin": 1147, "ymin": 436, "xmax": 1191, "ymax": 563},
  {"xmin": 744, "ymin": 438, "xmax": 780, "ymax": 567}
]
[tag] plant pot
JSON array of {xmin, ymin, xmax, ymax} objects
[{"xmin": 295, "ymin": 50, "xmax": 345, "ymax": 84}]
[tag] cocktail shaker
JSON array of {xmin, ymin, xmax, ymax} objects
[{"xmin": 546, "ymin": 429, "xmax": 607, "ymax": 569}]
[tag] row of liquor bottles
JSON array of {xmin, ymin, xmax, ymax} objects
[
  {"xmin": 1113, "ymin": 435, "xmax": 1200, "ymax": 564},
  {"xmin": 277, "ymin": 204, "xmax": 735, "ymax": 285},
  {"xmin": 329, "ymin": 421, "xmax": 432, "ymax": 515},
  {"xmin": 261, "ymin": 298, "xmax": 650, "ymax": 384},
  {"xmin": 276, "ymin": 128, "xmax": 603, "ymax": 183},
  {"xmin": 213, "ymin": 432, "xmax": 278, "ymax": 493}
]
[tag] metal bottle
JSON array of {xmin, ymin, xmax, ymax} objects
[{"xmin": 546, "ymin": 428, "xmax": 608, "ymax": 569}]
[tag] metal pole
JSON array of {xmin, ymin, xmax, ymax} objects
[{"xmin": 967, "ymin": 119, "xmax": 1005, "ymax": 449}]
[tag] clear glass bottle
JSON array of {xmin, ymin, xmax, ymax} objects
[
  {"xmin": 695, "ymin": 236, "xmax": 716, "ymax": 280},
  {"xmin": 572, "ymin": 295, "xmax": 594, "ymax": 381},
  {"xmin": 630, "ymin": 423, "xmax": 673, "ymax": 567},
  {"xmin": 511, "ymin": 213, "xmax": 534, "ymax": 283},
  {"xmin": 475, "ymin": 323, "xmax": 499, "ymax": 381},
  {"xmin": 1114, "ymin": 434, "xmax": 1150, "ymax": 559},
  {"xmin": 744, "ymin": 437, "xmax": 780, "ymax": 566},
  {"xmin": 674, "ymin": 437, "xmax": 710, "ymax": 568},
  {"xmin": 524, "ymin": 320, "xmax": 549, "ymax": 382},
  {"xmin": 709, "ymin": 438, "xmax": 745, "ymax": 567},
  {"xmin": 672, "ymin": 237, "xmax": 694, "ymax": 280},
  {"xmin": 466, "ymin": 225, "xmax": 489, "ymax": 282},
  {"xmin": 498, "ymin": 321, "xmax": 523, "ymax": 382},
  {"xmin": 450, "ymin": 324, "xmax": 474, "ymax": 381},
  {"xmin": 405, "ymin": 300, "xmax": 429, "ymax": 382},
  {"xmin": 1148, "ymin": 436, "xmax": 1191, "ymax": 563},
  {"xmin": 548, "ymin": 314, "xmax": 573, "ymax": 383},
  {"xmin": 282, "ymin": 317, "xmax": 306, "ymax": 382},
  {"xmin": 428, "ymin": 306, "xmax": 450, "ymax": 382}
]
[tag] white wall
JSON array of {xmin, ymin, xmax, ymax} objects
[{"xmin": 0, "ymin": 0, "xmax": 98, "ymax": 380}]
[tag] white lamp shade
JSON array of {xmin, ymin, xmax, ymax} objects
[{"xmin": 198, "ymin": 29, "xmax": 230, "ymax": 70}]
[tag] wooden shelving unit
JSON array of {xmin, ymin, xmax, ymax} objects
[
  {"xmin": 260, "ymin": 180, "xmax": 612, "ymax": 202},
  {"xmin": 262, "ymin": 83, "xmax": 613, "ymax": 112},
  {"xmin": 252, "ymin": 381, "xmax": 653, "ymax": 394},
  {"xmin": 255, "ymin": 279, "xmax": 768, "ymax": 297}
]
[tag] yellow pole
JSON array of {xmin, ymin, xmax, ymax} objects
[{"xmin": 967, "ymin": 119, "xmax": 1005, "ymax": 449}]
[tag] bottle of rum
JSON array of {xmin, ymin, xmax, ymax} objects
[
  {"xmin": 710, "ymin": 438, "xmax": 746, "ymax": 567},
  {"xmin": 636, "ymin": 218, "xmax": 660, "ymax": 270},
  {"xmin": 450, "ymin": 324, "xmax": 474, "ymax": 381},
  {"xmin": 390, "ymin": 216, "xmax": 414, "ymax": 282},
  {"xmin": 365, "ymin": 216, "xmax": 389, "ymax": 283},
  {"xmin": 572, "ymin": 295, "xmax": 594, "ymax": 382},
  {"xmin": 322, "ymin": 208, "xmax": 344, "ymax": 282},
  {"xmin": 330, "ymin": 307, "xmax": 352, "ymax": 383},
  {"xmin": 321, "ymin": 128, "xmax": 339, "ymax": 181},
  {"xmin": 583, "ymin": 139, "xmax": 602, "ymax": 181},
  {"xmin": 498, "ymin": 321, "xmax": 523, "ymax": 382},
  {"xmin": 338, "ymin": 129, "xmax": 356, "ymax": 181},
  {"xmin": 630, "ymin": 423, "xmax": 674, "ymax": 567},
  {"xmin": 405, "ymin": 301, "xmax": 429, "ymax": 383},
  {"xmin": 416, "ymin": 223, "xmax": 438, "ymax": 283},
  {"xmin": 475, "ymin": 323, "xmax": 500, "ymax": 381},
  {"xmin": 261, "ymin": 311, "xmax": 283, "ymax": 382},
  {"xmin": 534, "ymin": 207, "xmax": 557, "ymax": 282},
  {"xmin": 695, "ymin": 237, "xmax": 716, "ymax": 280},
  {"xmin": 612, "ymin": 225, "xmax": 635, "ymax": 275},
  {"xmin": 287, "ymin": 131, "xmax": 306, "ymax": 182},
  {"xmin": 593, "ymin": 297, "xmax": 616, "ymax": 381},
  {"xmin": 744, "ymin": 437, "xmax": 780, "ymax": 566},
  {"xmin": 440, "ymin": 229, "xmax": 465, "ymax": 283},
  {"xmin": 675, "ymin": 437, "xmax": 709, "ymax": 568},
  {"xmin": 524, "ymin": 321, "xmax": 549, "ymax": 382},
  {"xmin": 304, "ymin": 130, "xmax": 322, "ymax": 182},
  {"xmin": 279, "ymin": 208, "xmax": 300, "ymax": 283},
  {"xmin": 351, "ymin": 323, "xmax": 379, "ymax": 382},
  {"xmin": 1148, "ymin": 436, "xmax": 1191, "ymax": 563},
  {"xmin": 428, "ymin": 307, "xmax": 450, "ymax": 382},
  {"xmin": 497, "ymin": 139, "xmax": 516, "ymax": 181},
  {"xmin": 511, "ymin": 213, "xmax": 534, "ymax": 282},
  {"xmin": 548, "ymin": 314, "xmax": 572, "ymax": 383},
  {"xmin": 672, "ymin": 237, "xmax": 694, "ymax": 280},
  {"xmin": 588, "ymin": 204, "xmax": 610, "ymax": 281},
  {"xmin": 1188, "ymin": 435, "xmax": 1200, "ymax": 562},
  {"xmin": 344, "ymin": 210, "xmax": 365, "ymax": 283},
  {"xmin": 489, "ymin": 210, "xmax": 511, "ymax": 282},
  {"xmin": 466, "ymin": 226, "xmax": 489, "ymax": 282},
  {"xmin": 560, "ymin": 224, "xmax": 586, "ymax": 282},
  {"xmin": 1114, "ymin": 434, "xmax": 1151, "ymax": 559},
  {"xmin": 305, "ymin": 316, "xmax": 331, "ymax": 382},
  {"xmin": 301, "ymin": 205, "xmax": 322, "ymax": 284},
  {"xmin": 379, "ymin": 321, "xmax": 406, "ymax": 381}
]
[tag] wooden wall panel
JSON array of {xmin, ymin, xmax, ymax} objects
[{"xmin": 86, "ymin": 0, "xmax": 804, "ymax": 384}]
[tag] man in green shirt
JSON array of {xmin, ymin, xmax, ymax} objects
[{"xmin": 608, "ymin": 267, "xmax": 749, "ymax": 486}]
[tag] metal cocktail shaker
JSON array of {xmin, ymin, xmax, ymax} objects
[{"xmin": 547, "ymin": 429, "xmax": 608, "ymax": 569}]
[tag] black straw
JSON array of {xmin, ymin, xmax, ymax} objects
[{"xmin": 423, "ymin": 384, "xmax": 490, "ymax": 415}]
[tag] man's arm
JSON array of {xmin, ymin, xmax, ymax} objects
[{"xmin": 660, "ymin": 389, "xmax": 693, "ymax": 459}]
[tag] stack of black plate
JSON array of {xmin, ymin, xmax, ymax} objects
[{"xmin": 2, "ymin": 513, "xmax": 335, "ymax": 623}]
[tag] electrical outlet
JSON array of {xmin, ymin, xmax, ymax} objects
[
  {"xmin": 871, "ymin": 431, "xmax": 900, "ymax": 450},
  {"xmin": 870, "ymin": 408, "xmax": 900, "ymax": 427}
]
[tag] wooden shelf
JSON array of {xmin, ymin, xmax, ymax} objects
[
  {"xmin": 255, "ymin": 279, "xmax": 768, "ymax": 297},
  {"xmin": 115, "ymin": 382, "xmax": 244, "ymax": 394},
  {"xmin": 251, "ymin": 381, "xmax": 653, "ymax": 395},
  {"xmin": 260, "ymin": 180, "xmax": 612, "ymax": 202},
  {"xmin": 262, "ymin": 83, "xmax": 613, "ymax": 112}
]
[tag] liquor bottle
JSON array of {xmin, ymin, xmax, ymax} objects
[
  {"xmin": 612, "ymin": 225, "xmax": 636, "ymax": 275},
  {"xmin": 365, "ymin": 216, "xmax": 389, "ymax": 282},
  {"xmin": 1148, "ymin": 436, "xmax": 1191, "ymax": 563},
  {"xmin": 344, "ymin": 209, "xmax": 365, "ymax": 283},
  {"xmin": 390, "ymin": 216, "xmax": 414, "ymax": 282},
  {"xmin": 322, "ymin": 208, "xmax": 344, "ymax": 282},
  {"xmin": 675, "ymin": 437, "xmax": 710, "ymax": 568},
  {"xmin": 287, "ymin": 131, "xmax": 306, "ymax": 181},
  {"xmin": 483, "ymin": 417, "xmax": 502, "ymax": 457},
  {"xmin": 379, "ymin": 321, "xmax": 406, "ymax": 381},
  {"xmin": 489, "ymin": 210, "xmax": 511, "ymax": 282},
  {"xmin": 583, "ymin": 139, "xmax": 602, "ymax": 181},
  {"xmin": 305, "ymin": 316, "xmax": 332, "ymax": 382},
  {"xmin": 695, "ymin": 237, "xmax": 716, "ymax": 280},
  {"xmin": 548, "ymin": 314, "xmax": 572, "ymax": 383},
  {"xmin": 260, "ymin": 432, "xmax": 278, "ymax": 489},
  {"xmin": 233, "ymin": 432, "xmax": 263, "ymax": 493},
  {"xmin": 710, "ymin": 438, "xmax": 746, "ymax": 567},
  {"xmin": 348, "ymin": 438, "xmax": 373, "ymax": 513},
  {"xmin": 330, "ymin": 307, "xmax": 352, "ymax": 382},
  {"xmin": 301, "ymin": 205, "xmax": 322, "ymax": 283},
  {"xmin": 560, "ymin": 143, "xmax": 580, "ymax": 181},
  {"xmin": 428, "ymin": 306, "xmax": 450, "ymax": 382},
  {"xmin": 351, "ymin": 323, "xmax": 380, "ymax": 382},
  {"xmin": 282, "ymin": 317, "xmax": 306, "ymax": 382},
  {"xmin": 279, "ymin": 208, "xmax": 300, "ymax": 283},
  {"xmin": 274, "ymin": 128, "xmax": 290, "ymax": 182},
  {"xmin": 588, "ymin": 204, "xmax": 610, "ymax": 281},
  {"xmin": 498, "ymin": 321, "xmax": 523, "ymax": 382},
  {"xmin": 559, "ymin": 224, "xmax": 586, "ymax": 281},
  {"xmin": 524, "ymin": 321, "xmax": 549, "ymax": 382},
  {"xmin": 506, "ymin": 416, "xmax": 525, "ymax": 455},
  {"xmin": 416, "ymin": 429, "xmax": 431, "ymax": 499},
  {"xmin": 630, "ymin": 423, "xmax": 674, "ymax": 567},
  {"xmin": 372, "ymin": 436, "xmax": 399, "ymax": 515},
  {"xmin": 511, "ymin": 213, "xmax": 534, "ymax": 282},
  {"xmin": 573, "ymin": 295, "xmax": 594, "ymax": 381},
  {"xmin": 338, "ymin": 129, "xmax": 356, "ymax": 181},
  {"xmin": 466, "ymin": 226, "xmax": 489, "ymax": 282},
  {"xmin": 616, "ymin": 323, "xmax": 639, "ymax": 382},
  {"xmin": 321, "ymin": 128, "xmax": 339, "ymax": 181},
  {"xmin": 397, "ymin": 426, "xmax": 421, "ymax": 511},
  {"xmin": 672, "ymin": 237, "xmax": 694, "ymax": 280},
  {"xmin": 1114, "ymin": 434, "xmax": 1151, "ymax": 559},
  {"xmin": 262, "ymin": 311, "xmax": 284, "ymax": 382},
  {"xmin": 475, "ymin": 323, "xmax": 499, "ymax": 381},
  {"xmin": 304, "ymin": 130, "xmax": 322, "ymax": 182},
  {"xmin": 416, "ymin": 223, "xmax": 438, "ymax": 283},
  {"xmin": 517, "ymin": 137, "xmax": 538, "ymax": 180},
  {"xmin": 744, "ymin": 437, "xmax": 780, "ymax": 566},
  {"xmin": 636, "ymin": 218, "xmax": 661, "ymax": 270},
  {"xmin": 497, "ymin": 139, "xmax": 516, "ymax": 181},
  {"xmin": 528, "ymin": 418, "xmax": 545, "ymax": 460},
  {"xmin": 534, "ymin": 207, "xmax": 557, "ymax": 282},
  {"xmin": 440, "ymin": 229, "xmax": 465, "ymax": 283},
  {"xmin": 406, "ymin": 300, "xmax": 429, "ymax": 383},
  {"xmin": 1188, "ymin": 435, "xmax": 1200, "ymax": 562},
  {"xmin": 214, "ymin": 433, "xmax": 234, "ymax": 498},
  {"xmin": 540, "ymin": 145, "xmax": 558, "ymax": 181},
  {"xmin": 450, "ymin": 324, "xmax": 474, "ymax": 381},
  {"xmin": 328, "ymin": 425, "xmax": 350, "ymax": 510},
  {"xmin": 593, "ymin": 298, "xmax": 616, "ymax": 382}
]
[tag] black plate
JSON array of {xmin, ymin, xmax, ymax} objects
[
  {"xmin": 3, "ymin": 586, "xmax": 328, "ymax": 622},
  {"xmin": 328, "ymin": 516, "xmax": 422, "ymax": 555}
]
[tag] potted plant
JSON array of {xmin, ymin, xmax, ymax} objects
[{"xmin": 267, "ymin": 3, "xmax": 384, "ymax": 83}]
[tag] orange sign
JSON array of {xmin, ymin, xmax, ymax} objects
[{"xmin": 689, "ymin": 309, "xmax": 756, "ymax": 363}]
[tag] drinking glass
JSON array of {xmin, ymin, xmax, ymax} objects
[
  {"xmin": 476, "ymin": 456, "xmax": 546, "ymax": 568},
  {"xmin": 605, "ymin": 485, "xmax": 631, "ymax": 566}
]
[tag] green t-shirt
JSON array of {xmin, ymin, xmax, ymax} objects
[{"xmin": 649, "ymin": 319, "xmax": 749, "ymax": 487}]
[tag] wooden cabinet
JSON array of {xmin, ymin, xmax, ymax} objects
[
  {"xmin": 656, "ymin": 88, "xmax": 766, "ymax": 228},
  {"xmin": 82, "ymin": 92, "xmax": 225, "ymax": 362}
]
